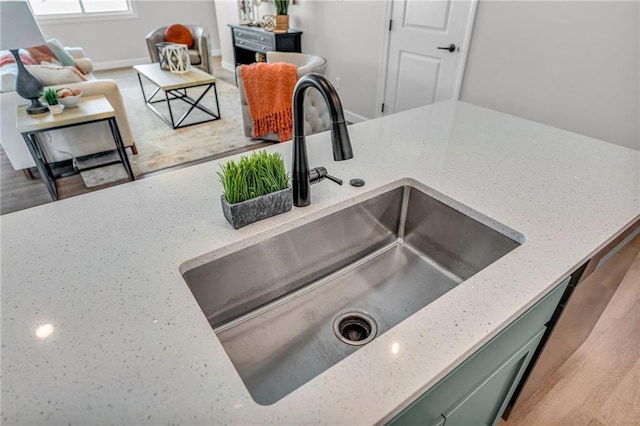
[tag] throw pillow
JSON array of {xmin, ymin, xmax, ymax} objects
[
  {"xmin": 26, "ymin": 44, "xmax": 60, "ymax": 65},
  {"xmin": 46, "ymin": 38, "xmax": 78, "ymax": 68},
  {"xmin": 25, "ymin": 63, "xmax": 88, "ymax": 86},
  {"xmin": 0, "ymin": 50, "xmax": 37, "ymax": 67},
  {"xmin": 164, "ymin": 24, "xmax": 194, "ymax": 48}
]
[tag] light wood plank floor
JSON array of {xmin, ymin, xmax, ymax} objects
[{"xmin": 504, "ymin": 234, "xmax": 640, "ymax": 425}]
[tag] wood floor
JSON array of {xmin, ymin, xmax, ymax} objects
[
  {"xmin": 504, "ymin": 234, "xmax": 640, "ymax": 426},
  {"xmin": 0, "ymin": 149, "xmax": 113, "ymax": 214}
]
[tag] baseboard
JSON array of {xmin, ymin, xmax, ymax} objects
[
  {"xmin": 344, "ymin": 110, "xmax": 368, "ymax": 124},
  {"xmin": 221, "ymin": 60, "xmax": 235, "ymax": 73},
  {"xmin": 93, "ymin": 57, "xmax": 150, "ymax": 71},
  {"xmin": 94, "ymin": 50, "xmax": 222, "ymax": 71},
  {"xmin": 93, "ymin": 55, "xmax": 371, "ymax": 124}
]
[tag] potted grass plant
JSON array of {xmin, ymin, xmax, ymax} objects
[
  {"xmin": 218, "ymin": 150, "xmax": 292, "ymax": 229},
  {"xmin": 39, "ymin": 87, "xmax": 62, "ymax": 115},
  {"xmin": 274, "ymin": 0, "xmax": 290, "ymax": 33}
]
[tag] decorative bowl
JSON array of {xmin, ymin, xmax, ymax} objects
[{"xmin": 57, "ymin": 90, "xmax": 83, "ymax": 108}]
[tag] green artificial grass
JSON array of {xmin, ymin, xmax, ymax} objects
[
  {"xmin": 274, "ymin": 0, "xmax": 289, "ymax": 15},
  {"xmin": 218, "ymin": 150, "xmax": 289, "ymax": 204},
  {"xmin": 39, "ymin": 87, "xmax": 58, "ymax": 105}
]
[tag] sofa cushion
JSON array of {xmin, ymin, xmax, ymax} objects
[
  {"xmin": 0, "ymin": 51, "xmax": 37, "ymax": 67},
  {"xmin": 25, "ymin": 44, "xmax": 60, "ymax": 65},
  {"xmin": 0, "ymin": 44, "xmax": 93, "ymax": 92},
  {"xmin": 164, "ymin": 24, "xmax": 193, "ymax": 48},
  {"xmin": 188, "ymin": 49, "xmax": 201, "ymax": 65},
  {"xmin": 26, "ymin": 63, "xmax": 88, "ymax": 86},
  {"xmin": 0, "ymin": 63, "xmax": 17, "ymax": 93}
]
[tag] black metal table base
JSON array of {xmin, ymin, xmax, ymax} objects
[
  {"xmin": 137, "ymin": 73, "xmax": 221, "ymax": 129},
  {"xmin": 21, "ymin": 117, "xmax": 135, "ymax": 201}
]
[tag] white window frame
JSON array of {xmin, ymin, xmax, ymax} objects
[{"xmin": 29, "ymin": 0, "xmax": 138, "ymax": 24}]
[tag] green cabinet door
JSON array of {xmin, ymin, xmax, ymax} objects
[
  {"xmin": 442, "ymin": 327, "xmax": 546, "ymax": 426},
  {"xmin": 388, "ymin": 277, "xmax": 570, "ymax": 426}
]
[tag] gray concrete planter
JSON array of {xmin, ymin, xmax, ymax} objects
[{"xmin": 221, "ymin": 187, "xmax": 293, "ymax": 229}]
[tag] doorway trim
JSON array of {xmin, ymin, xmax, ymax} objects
[{"xmin": 375, "ymin": 0, "xmax": 480, "ymax": 118}]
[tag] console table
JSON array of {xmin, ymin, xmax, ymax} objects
[{"xmin": 229, "ymin": 24, "xmax": 302, "ymax": 67}]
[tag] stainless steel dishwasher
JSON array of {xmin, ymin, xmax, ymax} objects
[{"xmin": 504, "ymin": 220, "xmax": 640, "ymax": 417}]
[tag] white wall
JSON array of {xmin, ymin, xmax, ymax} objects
[
  {"xmin": 37, "ymin": 0, "xmax": 221, "ymax": 70},
  {"xmin": 213, "ymin": 0, "xmax": 237, "ymax": 71},
  {"xmin": 214, "ymin": 0, "xmax": 389, "ymax": 121},
  {"xmin": 34, "ymin": 0, "xmax": 639, "ymax": 149},
  {"xmin": 460, "ymin": 1, "xmax": 639, "ymax": 150}
]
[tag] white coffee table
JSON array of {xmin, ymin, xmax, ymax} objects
[{"xmin": 133, "ymin": 64, "xmax": 221, "ymax": 129}]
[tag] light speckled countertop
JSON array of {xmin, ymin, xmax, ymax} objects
[{"xmin": 2, "ymin": 101, "xmax": 638, "ymax": 425}]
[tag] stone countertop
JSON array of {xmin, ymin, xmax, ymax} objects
[{"xmin": 2, "ymin": 101, "xmax": 638, "ymax": 424}]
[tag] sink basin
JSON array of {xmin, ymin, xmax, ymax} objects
[{"xmin": 181, "ymin": 183, "xmax": 522, "ymax": 405}]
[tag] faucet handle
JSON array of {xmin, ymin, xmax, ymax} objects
[
  {"xmin": 325, "ymin": 174, "xmax": 343, "ymax": 185},
  {"xmin": 309, "ymin": 166, "xmax": 343, "ymax": 186}
]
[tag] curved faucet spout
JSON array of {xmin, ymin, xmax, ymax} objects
[{"xmin": 292, "ymin": 73, "xmax": 353, "ymax": 207}]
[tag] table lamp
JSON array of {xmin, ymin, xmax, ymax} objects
[{"xmin": 0, "ymin": 1, "xmax": 48, "ymax": 114}]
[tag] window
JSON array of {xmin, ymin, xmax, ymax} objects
[{"xmin": 27, "ymin": 0, "xmax": 133, "ymax": 19}]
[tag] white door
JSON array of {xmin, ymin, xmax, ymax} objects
[{"xmin": 382, "ymin": 0, "xmax": 477, "ymax": 115}]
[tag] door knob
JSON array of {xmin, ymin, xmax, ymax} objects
[{"xmin": 437, "ymin": 43, "xmax": 456, "ymax": 52}]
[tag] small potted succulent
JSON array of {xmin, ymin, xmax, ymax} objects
[
  {"xmin": 39, "ymin": 87, "xmax": 62, "ymax": 115},
  {"xmin": 274, "ymin": 0, "xmax": 290, "ymax": 32},
  {"xmin": 218, "ymin": 150, "xmax": 292, "ymax": 229}
]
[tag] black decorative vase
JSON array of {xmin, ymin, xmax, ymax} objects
[{"xmin": 11, "ymin": 49, "xmax": 48, "ymax": 115}]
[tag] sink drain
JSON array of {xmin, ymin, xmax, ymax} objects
[{"xmin": 333, "ymin": 310, "xmax": 378, "ymax": 346}]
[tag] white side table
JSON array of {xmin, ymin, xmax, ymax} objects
[{"xmin": 17, "ymin": 95, "xmax": 135, "ymax": 201}]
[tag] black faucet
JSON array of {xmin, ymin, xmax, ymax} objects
[{"xmin": 291, "ymin": 73, "xmax": 353, "ymax": 207}]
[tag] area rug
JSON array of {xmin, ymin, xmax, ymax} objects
[
  {"xmin": 86, "ymin": 67, "xmax": 266, "ymax": 185},
  {"xmin": 81, "ymin": 163, "xmax": 129, "ymax": 187}
]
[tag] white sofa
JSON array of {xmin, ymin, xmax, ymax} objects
[
  {"xmin": 0, "ymin": 47, "xmax": 136, "ymax": 174},
  {"xmin": 237, "ymin": 52, "xmax": 330, "ymax": 141}
]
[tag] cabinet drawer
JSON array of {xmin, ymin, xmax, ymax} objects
[
  {"xmin": 233, "ymin": 28, "xmax": 274, "ymax": 51},
  {"xmin": 234, "ymin": 38, "xmax": 273, "ymax": 53}
]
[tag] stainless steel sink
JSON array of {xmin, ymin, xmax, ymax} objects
[{"xmin": 181, "ymin": 183, "xmax": 522, "ymax": 405}]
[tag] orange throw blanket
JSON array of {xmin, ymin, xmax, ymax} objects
[{"xmin": 240, "ymin": 62, "xmax": 298, "ymax": 142}]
